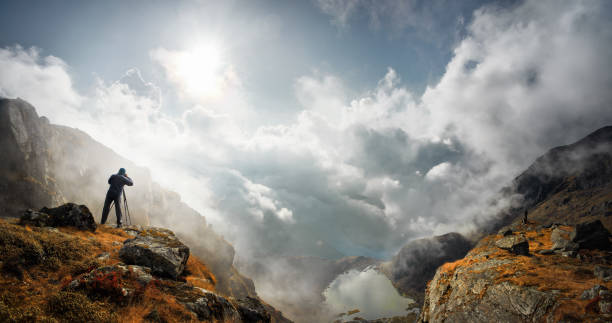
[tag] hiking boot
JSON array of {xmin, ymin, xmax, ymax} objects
[{"xmin": 116, "ymin": 223, "xmax": 122, "ymax": 228}]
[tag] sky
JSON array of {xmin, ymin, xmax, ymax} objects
[{"xmin": 1, "ymin": 0, "xmax": 612, "ymax": 263}]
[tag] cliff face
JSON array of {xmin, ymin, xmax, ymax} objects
[
  {"xmin": 419, "ymin": 126, "xmax": 612, "ymax": 322},
  {"xmin": 0, "ymin": 98, "xmax": 260, "ymax": 303}
]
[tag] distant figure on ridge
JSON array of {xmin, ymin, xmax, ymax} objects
[
  {"xmin": 101, "ymin": 168, "xmax": 133, "ymax": 228},
  {"xmin": 522, "ymin": 209, "xmax": 528, "ymax": 224}
]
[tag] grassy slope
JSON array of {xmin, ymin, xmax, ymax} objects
[{"xmin": 0, "ymin": 218, "xmax": 216, "ymax": 323}]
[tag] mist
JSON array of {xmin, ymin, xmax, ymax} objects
[
  {"xmin": 1, "ymin": 0, "xmax": 612, "ymax": 321},
  {"xmin": 323, "ymin": 268, "xmax": 416, "ymax": 320}
]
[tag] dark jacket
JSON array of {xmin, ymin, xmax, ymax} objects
[{"xmin": 107, "ymin": 174, "xmax": 133, "ymax": 197}]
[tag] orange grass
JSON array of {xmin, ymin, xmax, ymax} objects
[
  {"xmin": 184, "ymin": 255, "xmax": 216, "ymax": 291},
  {"xmin": 0, "ymin": 218, "xmax": 219, "ymax": 322}
]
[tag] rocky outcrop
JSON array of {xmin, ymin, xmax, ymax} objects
[
  {"xmin": 419, "ymin": 223, "xmax": 612, "ymax": 322},
  {"xmin": 119, "ymin": 227, "xmax": 190, "ymax": 279},
  {"xmin": 384, "ymin": 232, "xmax": 472, "ymax": 302},
  {"xmin": 19, "ymin": 203, "xmax": 97, "ymax": 231},
  {"xmin": 494, "ymin": 234, "xmax": 529, "ymax": 255}
]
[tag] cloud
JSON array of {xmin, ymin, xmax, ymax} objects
[
  {"xmin": 316, "ymin": 0, "xmax": 362, "ymax": 29},
  {"xmin": 315, "ymin": 0, "xmax": 485, "ymax": 44},
  {"xmin": 1, "ymin": 3, "xmax": 611, "ymax": 319},
  {"xmin": 1, "ymin": 1, "xmax": 611, "ymax": 320},
  {"xmin": 0, "ymin": 45, "xmax": 82, "ymax": 121}
]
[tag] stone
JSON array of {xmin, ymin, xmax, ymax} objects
[
  {"xmin": 96, "ymin": 252, "xmax": 110, "ymax": 261},
  {"xmin": 537, "ymin": 249, "xmax": 554, "ymax": 255},
  {"xmin": 130, "ymin": 265, "xmax": 154, "ymax": 285},
  {"xmin": 495, "ymin": 235, "xmax": 530, "ymax": 255},
  {"xmin": 498, "ymin": 227, "xmax": 513, "ymax": 236},
  {"xmin": 580, "ymin": 285, "xmax": 607, "ymax": 300},
  {"xmin": 19, "ymin": 209, "xmax": 51, "ymax": 227},
  {"xmin": 594, "ymin": 266, "xmax": 612, "ymax": 282},
  {"xmin": 551, "ymin": 228, "xmax": 578, "ymax": 251},
  {"xmin": 19, "ymin": 203, "xmax": 97, "ymax": 231},
  {"xmin": 177, "ymin": 286, "xmax": 241, "ymax": 322},
  {"xmin": 119, "ymin": 227, "xmax": 189, "ymax": 279},
  {"xmin": 561, "ymin": 251, "xmax": 577, "ymax": 258},
  {"xmin": 599, "ymin": 300, "xmax": 612, "ymax": 314},
  {"xmin": 235, "ymin": 296, "xmax": 272, "ymax": 323},
  {"xmin": 570, "ymin": 220, "xmax": 611, "ymax": 250}
]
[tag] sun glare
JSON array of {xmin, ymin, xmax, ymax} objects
[{"xmin": 175, "ymin": 43, "xmax": 224, "ymax": 97}]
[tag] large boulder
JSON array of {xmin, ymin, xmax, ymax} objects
[
  {"xmin": 119, "ymin": 227, "xmax": 189, "ymax": 279},
  {"xmin": 495, "ymin": 235, "xmax": 529, "ymax": 255},
  {"xmin": 19, "ymin": 203, "xmax": 97, "ymax": 232},
  {"xmin": 570, "ymin": 220, "xmax": 611, "ymax": 250},
  {"xmin": 550, "ymin": 227, "xmax": 579, "ymax": 251},
  {"xmin": 235, "ymin": 296, "xmax": 272, "ymax": 323}
]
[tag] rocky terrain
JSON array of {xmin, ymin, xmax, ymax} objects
[
  {"xmin": 0, "ymin": 203, "xmax": 289, "ymax": 322},
  {"xmin": 419, "ymin": 220, "xmax": 612, "ymax": 322},
  {"xmin": 0, "ymin": 98, "xmax": 268, "ymax": 304},
  {"xmin": 418, "ymin": 126, "xmax": 612, "ymax": 322}
]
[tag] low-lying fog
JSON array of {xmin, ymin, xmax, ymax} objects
[{"xmin": 323, "ymin": 268, "xmax": 415, "ymax": 320}]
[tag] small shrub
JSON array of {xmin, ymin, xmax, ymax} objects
[
  {"xmin": 47, "ymin": 291, "xmax": 117, "ymax": 323},
  {"xmin": 0, "ymin": 221, "xmax": 91, "ymax": 274},
  {"xmin": 0, "ymin": 302, "xmax": 49, "ymax": 323},
  {"xmin": 70, "ymin": 259, "xmax": 101, "ymax": 276},
  {"xmin": 44, "ymin": 257, "xmax": 62, "ymax": 271}
]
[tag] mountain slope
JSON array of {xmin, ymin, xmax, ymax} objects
[
  {"xmin": 419, "ymin": 125, "xmax": 612, "ymax": 322},
  {"xmin": 0, "ymin": 213, "xmax": 290, "ymax": 323},
  {"xmin": 0, "ymin": 97, "xmax": 287, "ymax": 318}
]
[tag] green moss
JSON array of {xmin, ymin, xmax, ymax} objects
[{"xmin": 47, "ymin": 292, "xmax": 117, "ymax": 323}]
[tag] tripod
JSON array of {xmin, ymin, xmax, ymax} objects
[{"xmin": 110, "ymin": 188, "xmax": 132, "ymax": 226}]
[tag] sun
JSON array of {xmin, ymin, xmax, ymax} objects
[{"xmin": 174, "ymin": 43, "xmax": 223, "ymax": 96}]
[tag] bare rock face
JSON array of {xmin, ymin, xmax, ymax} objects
[
  {"xmin": 169, "ymin": 283, "xmax": 274, "ymax": 323},
  {"xmin": 0, "ymin": 98, "xmax": 64, "ymax": 216},
  {"xmin": 235, "ymin": 296, "xmax": 272, "ymax": 323},
  {"xmin": 19, "ymin": 203, "xmax": 97, "ymax": 232},
  {"xmin": 119, "ymin": 227, "xmax": 189, "ymax": 279},
  {"xmin": 419, "ymin": 224, "xmax": 612, "ymax": 323}
]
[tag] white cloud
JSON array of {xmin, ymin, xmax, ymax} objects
[
  {"xmin": 1, "ymin": 0, "xmax": 611, "ymax": 277},
  {"xmin": 323, "ymin": 268, "xmax": 414, "ymax": 320},
  {"xmin": 424, "ymin": 162, "xmax": 452, "ymax": 181},
  {"xmin": 0, "ymin": 46, "xmax": 82, "ymax": 122},
  {"xmin": 2, "ymin": 1, "xmax": 612, "ymax": 319}
]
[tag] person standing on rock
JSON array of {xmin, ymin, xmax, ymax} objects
[{"xmin": 101, "ymin": 168, "xmax": 133, "ymax": 228}]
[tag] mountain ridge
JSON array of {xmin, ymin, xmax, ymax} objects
[{"xmin": 418, "ymin": 125, "xmax": 612, "ymax": 322}]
